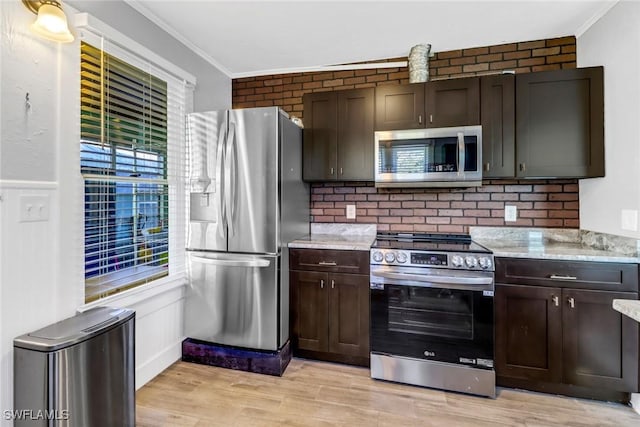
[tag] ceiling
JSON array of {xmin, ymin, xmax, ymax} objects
[{"xmin": 124, "ymin": 0, "xmax": 616, "ymax": 78}]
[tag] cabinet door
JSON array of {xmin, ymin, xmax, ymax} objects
[
  {"xmin": 562, "ymin": 289, "xmax": 639, "ymax": 392},
  {"xmin": 337, "ymin": 88, "xmax": 374, "ymax": 180},
  {"xmin": 495, "ymin": 284, "xmax": 563, "ymax": 382},
  {"xmin": 328, "ymin": 273, "xmax": 370, "ymax": 357},
  {"xmin": 515, "ymin": 67, "xmax": 604, "ymax": 178},
  {"xmin": 426, "ymin": 77, "xmax": 480, "ymax": 128},
  {"xmin": 481, "ymin": 74, "xmax": 515, "ymax": 178},
  {"xmin": 290, "ymin": 271, "xmax": 328, "ymax": 352},
  {"xmin": 303, "ymin": 92, "xmax": 337, "ymax": 180},
  {"xmin": 374, "ymin": 83, "xmax": 425, "ymax": 130}
]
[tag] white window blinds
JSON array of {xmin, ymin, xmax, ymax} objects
[{"xmin": 80, "ymin": 38, "xmax": 189, "ymax": 302}]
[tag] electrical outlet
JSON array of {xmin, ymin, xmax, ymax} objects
[
  {"xmin": 346, "ymin": 204, "xmax": 356, "ymax": 219},
  {"xmin": 621, "ymin": 209, "xmax": 638, "ymax": 231},
  {"xmin": 505, "ymin": 205, "xmax": 517, "ymax": 222},
  {"xmin": 20, "ymin": 194, "xmax": 49, "ymax": 222}
]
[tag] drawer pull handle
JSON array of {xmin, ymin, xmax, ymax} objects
[
  {"xmin": 331, "ymin": 279, "xmax": 335, "ymax": 289},
  {"xmin": 320, "ymin": 279, "xmax": 324, "ymax": 289},
  {"xmin": 318, "ymin": 261, "xmax": 337, "ymax": 266},
  {"xmin": 552, "ymin": 296, "xmax": 559, "ymax": 307},
  {"xmin": 568, "ymin": 297, "xmax": 575, "ymax": 309},
  {"xmin": 549, "ymin": 275, "xmax": 577, "ymax": 280}
]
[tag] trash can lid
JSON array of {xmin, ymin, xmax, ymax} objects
[{"xmin": 14, "ymin": 307, "xmax": 135, "ymax": 352}]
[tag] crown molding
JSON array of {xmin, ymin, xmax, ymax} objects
[
  {"xmin": 232, "ymin": 61, "xmax": 409, "ymax": 79},
  {"xmin": 575, "ymin": 0, "xmax": 619, "ymax": 38},
  {"xmin": 122, "ymin": 0, "xmax": 233, "ymax": 78}
]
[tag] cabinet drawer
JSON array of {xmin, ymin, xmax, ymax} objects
[
  {"xmin": 496, "ymin": 258, "xmax": 638, "ymax": 292},
  {"xmin": 290, "ymin": 249, "xmax": 369, "ymax": 274}
]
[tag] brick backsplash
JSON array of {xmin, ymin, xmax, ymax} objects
[
  {"xmin": 310, "ymin": 180, "xmax": 579, "ymax": 233},
  {"xmin": 232, "ymin": 35, "xmax": 580, "ymax": 230}
]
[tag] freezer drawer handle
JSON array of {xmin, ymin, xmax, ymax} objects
[
  {"xmin": 191, "ymin": 255, "xmax": 271, "ymax": 268},
  {"xmin": 318, "ymin": 261, "xmax": 337, "ymax": 266}
]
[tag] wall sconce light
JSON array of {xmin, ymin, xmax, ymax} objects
[{"xmin": 22, "ymin": 0, "xmax": 74, "ymax": 43}]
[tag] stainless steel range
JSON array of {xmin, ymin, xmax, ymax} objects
[{"xmin": 369, "ymin": 232, "xmax": 495, "ymax": 398}]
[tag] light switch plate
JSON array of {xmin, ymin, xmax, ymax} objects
[
  {"xmin": 346, "ymin": 204, "xmax": 356, "ymax": 219},
  {"xmin": 505, "ymin": 205, "xmax": 517, "ymax": 222},
  {"xmin": 20, "ymin": 194, "xmax": 49, "ymax": 222},
  {"xmin": 621, "ymin": 209, "xmax": 638, "ymax": 231}
]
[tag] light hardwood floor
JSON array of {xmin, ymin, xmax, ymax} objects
[{"xmin": 136, "ymin": 359, "xmax": 640, "ymax": 426}]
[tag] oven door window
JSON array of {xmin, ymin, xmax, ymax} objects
[
  {"xmin": 389, "ymin": 286, "xmax": 473, "ymax": 339},
  {"xmin": 371, "ymin": 284, "xmax": 493, "ymax": 366}
]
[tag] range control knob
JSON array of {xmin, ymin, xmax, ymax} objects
[
  {"xmin": 479, "ymin": 257, "xmax": 493, "ymax": 270},
  {"xmin": 451, "ymin": 255, "xmax": 464, "ymax": 267},
  {"xmin": 384, "ymin": 252, "xmax": 396, "ymax": 263},
  {"xmin": 396, "ymin": 252, "xmax": 408, "ymax": 264},
  {"xmin": 465, "ymin": 256, "xmax": 478, "ymax": 268},
  {"xmin": 372, "ymin": 251, "xmax": 383, "ymax": 263}
]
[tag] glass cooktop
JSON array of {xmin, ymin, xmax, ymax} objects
[{"xmin": 373, "ymin": 232, "xmax": 491, "ymax": 254}]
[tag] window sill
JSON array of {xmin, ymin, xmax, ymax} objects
[{"xmin": 78, "ymin": 272, "xmax": 187, "ymax": 313}]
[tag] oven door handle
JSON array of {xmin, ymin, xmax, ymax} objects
[{"xmin": 371, "ymin": 271, "xmax": 493, "ymax": 290}]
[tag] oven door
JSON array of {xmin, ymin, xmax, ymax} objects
[{"xmin": 370, "ymin": 265, "xmax": 494, "ymax": 369}]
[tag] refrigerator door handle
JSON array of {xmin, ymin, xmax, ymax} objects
[
  {"xmin": 215, "ymin": 123, "xmax": 226, "ymax": 238},
  {"xmin": 225, "ymin": 122, "xmax": 237, "ymax": 237},
  {"xmin": 190, "ymin": 255, "xmax": 271, "ymax": 268}
]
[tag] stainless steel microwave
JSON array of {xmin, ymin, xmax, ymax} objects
[{"xmin": 374, "ymin": 125, "xmax": 482, "ymax": 188}]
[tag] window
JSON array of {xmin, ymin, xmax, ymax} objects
[{"xmin": 80, "ymin": 40, "xmax": 187, "ymax": 302}]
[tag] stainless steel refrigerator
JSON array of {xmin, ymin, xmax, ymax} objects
[{"xmin": 185, "ymin": 107, "xmax": 309, "ymax": 352}]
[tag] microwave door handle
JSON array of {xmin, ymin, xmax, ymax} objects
[
  {"xmin": 457, "ymin": 132, "xmax": 465, "ymax": 176},
  {"xmin": 215, "ymin": 123, "xmax": 226, "ymax": 238}
]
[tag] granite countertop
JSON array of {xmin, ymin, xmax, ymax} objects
[
  {"xmin": 288, "ymin": 223, "xmax": 376, "ymax": 251},
  {"xmin": 470, "ymin": 227, "xmax": 640, "ymax": 263},
  {"xmin": 613, "ymin": 299, "xmax": 640, "ymax": 323}
]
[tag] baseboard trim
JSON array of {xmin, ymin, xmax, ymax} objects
[
  {"xmin": 631, "ymin": 393, "xmax": 640, "ymax": 415},
  {"xmin": 135, "ymin": 338, "xmax": 183, "ymax": 390}
]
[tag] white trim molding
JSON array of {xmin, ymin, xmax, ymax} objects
[
  {"xmin": 575, "ymin": 0, "xmax": 619, "ymax": 38},
  {"xmin": 74, "ymin": 12, "xmax": 197, "ymax": 85},
  {"xmin": 123, "ymin": 0, "xmax": 233, "ymax": 78},
  {"xmin": 0, "ymin": 180, "xmax": 58, "ymax": 190},
  {"xmin": 232, "ymin": 61, "xmax": 409, "ymax": 79}
]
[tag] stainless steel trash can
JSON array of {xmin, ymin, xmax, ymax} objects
[{"xmin": 13, "ymin": 307, "xmax": 135, "ymax": 427}]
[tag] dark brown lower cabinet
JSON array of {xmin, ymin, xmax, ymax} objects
[
  {"xmin": 290, "ymin": 270, "xmax": 369, "ymax": 366},
  {"xmin": 562, "ymin": 289, "xmax": 639, "ymax": 391},
  {"xmin": 495, "ymin": 284, "xmax": 562, "ymax": 383},
  {"xmin": 496, "ymin": 282, "xmax": 639, "ymax": 402}
]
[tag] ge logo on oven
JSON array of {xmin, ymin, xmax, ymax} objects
[{"xmin": 423, "ymin": 350, "xmax": 435, "ymax": 357}]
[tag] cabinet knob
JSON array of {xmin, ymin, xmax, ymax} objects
[
  {"xmin": 340, "ymin": 167, "xmax": 343, "ymax": 175},
  {"xmin": 330, "ymin": 167, "xmax": 334, "ymax": 175},
  {"xmin": 552, "ymin": 295, "xmax": 559, "ymax": 307},
  {"xmin": 484, "ymin": 162, "xmax": 490, "ymax": 172},
  {"xmin": 320, "ymin": 279, "xmax": 324, "ymax": 289},
  {"xmin": 429, "ymin": 114, "xmax": 433, "ymax": 123},
  {"xmin": 519, "ymin": 163, "xmax": 526, "ymax": 172},
  {"xmin": 331, "ymin": 280, "xmax": 335, "ymax": 289},
  {"xmin": 568, "ymin": 297, "xmax": 575, "ymax": 309},
  {"xmin": 418, "ymin": 115, "xmax": 422, "ymax": 124}
]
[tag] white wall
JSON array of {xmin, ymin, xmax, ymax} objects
[
  {"xmin": 577, "ymin": 1, "xmax": 640, "ymax": 238},
  {"xmin": 0, "ymin": 0, "xmax": 230, "ymax": 423}
]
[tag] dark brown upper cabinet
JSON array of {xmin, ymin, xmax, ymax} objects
[
  {"xmin": 303, "ymin": 92, "xmax": 337, "ymax": 181},
  {"xmin": 374, "ymin": 83, "xmax": 425, "ymax": 130},
  {"xmin": 515, "ymin": 66, "xmax": 604, "ymax": 178},
  {"xmin": 481, "ymin": 74, "xmax": 515, "ymax": 178},
  {"xmin": 374, "ymin": 78, "xmax": 480, "ymax": 131},
  {"xmin": 303, "ymin": 88, "xmax": 374, "ymax": 181},
  {"xmin": 426, "ymin": 77, "xmax": 480, "ymax": 127}
]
